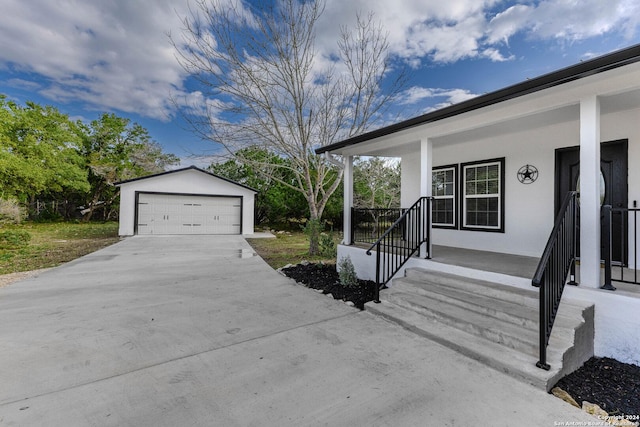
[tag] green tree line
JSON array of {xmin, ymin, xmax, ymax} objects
[
  {"xmin": 209, "ymin": 147, "xmax": 400, "ymax": 230},
  {"xmin": 0, "ymin": 96, "xmax": 178, "ymax": 221}
]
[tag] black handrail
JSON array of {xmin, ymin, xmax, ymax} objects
[
  {"xmin": 603, "ymin": 205, "xmax": 639, "ymax": 288},
  {"xmin": 366, "ymin": 197, "xmax": 432, "ymax": 302},
  {"xmin": 532, "ymin": 191, "xmax": 578, "ymax": 370}
]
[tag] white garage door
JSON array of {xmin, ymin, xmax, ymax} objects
[{"xmin": 136, "ymin": 193, "xmax": 242, "ymax": 235}]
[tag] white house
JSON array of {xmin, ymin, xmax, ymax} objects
[
  {"xmin": 116, "ymin": 166, "xmax": 256, "ymax": 236},
  {"xmin": 317, "ymin": 44, "xmax": 640, "ymax": 381}
]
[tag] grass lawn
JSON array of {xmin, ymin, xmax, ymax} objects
[
  {"xmin": 246, "ymin": 230, "xmax": 341, "ymax": 269},
  {"xmin": 0, "ymin": 222, "xmax": 120, "ymax": 274},
  {"xmin": 0, "ymin": 222, "xmax": 337, "ymax": 274}
]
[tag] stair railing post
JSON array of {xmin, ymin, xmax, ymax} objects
[
  {"xmin": 350, "ymin": 207, "xmax": 355, "ymax": 245},
  {"xmin": 569, "ymin": 193, "xmax": 578, "ymax": 285},
  {"xmin": 426, "ymin": 197, "xmax": 432, "ymax": 259},
  {"xmin": 536, "ymin": 276, "xmax": 550, "ymax": 370},
  {"xmin": 374, "ymin": 242, "xmax": 381, "ymax": 303},
  {"xmin": 601, "ymin": 205, "xmax": 616, "ymax": 290}
]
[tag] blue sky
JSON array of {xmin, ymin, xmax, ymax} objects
[{"xmin": 1, "ymin": 0, "xmax": 639, "ymax": 167}]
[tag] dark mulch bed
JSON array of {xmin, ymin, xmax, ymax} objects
[
  {"xmin": 281, "ymin": 262, "xmax": 377, "ymax": 310},
  {"xmin": 554, "ymin": 357, "xmax": 640, "ymax": 417}
]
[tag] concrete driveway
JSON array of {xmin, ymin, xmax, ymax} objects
[{"xmin": 0, "ymin": 235, "xmax": 595, "ymax": 426}]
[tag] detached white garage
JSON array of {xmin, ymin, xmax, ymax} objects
[{"xmin": 116, "ymin": 166, "xmax": 256, "ymax": 236}]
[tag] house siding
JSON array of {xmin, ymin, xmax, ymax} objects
[{"xmin": 399, "ymin": 106, "xmax": 640, "ymax": 259}]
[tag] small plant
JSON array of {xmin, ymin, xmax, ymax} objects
[
  {"xmin": 0, "ymin": 198, "xmax": 26, "ymax": 224},
  {"xmin": 0, "ymin": 229, "xmax": 31, "ymax": 250},
  {"xmin": 338, "ymin": 255, "xmax": 359, "ymax": 288},
  {"xmin": 318, "ymin": 232, "xmax": 336, "ymax": 258}
]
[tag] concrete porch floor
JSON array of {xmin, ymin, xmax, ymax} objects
[
  {"xmin": 429, "ymin": 245, "xmax": 640, "ymax": 292},
  {"xmin": 352, "ymin": 241, "xmax": 640, "ymax": 290},
  {"xmin": 429, "ymin": 245, "xmax": 540, "ymax": 279}
]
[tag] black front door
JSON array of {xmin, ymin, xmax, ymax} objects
[{"xmin": 555, "ymin": 139, "xmax": 628, "ymax": 264}]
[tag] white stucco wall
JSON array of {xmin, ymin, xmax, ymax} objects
[
  {"xmin": 398, "ymin": 107, "xmax": 640, "ymax": 258},
  {"xmin": 564, "ymin": 286, "xmax": 640, "ymax": 366},
  {"xmin": 117, "ymin": 169, "xmax": 255, "ymax": 236}
]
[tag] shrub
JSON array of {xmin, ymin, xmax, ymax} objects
[
  {"xmin": 0, "ymin": 229, "xmax": 31, "ymax": 249},
  {"xmin": 318, "ymin": 232, "xmax": 336, "ymax": 258},
  {"xmin": 0, "ymin": 198, "xmax": 26, "ymax": 224},
  {"xmin": 338, "ymin": 255, "xmax": 358, "ymax": 288}
]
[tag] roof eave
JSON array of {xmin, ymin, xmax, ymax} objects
[{"xmin": 114, "ymin": 165, "xmax": 258, "ymax": 193}]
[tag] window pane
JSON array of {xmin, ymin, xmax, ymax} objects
[
  {"xmin": 466, "ymin": 168, "xmax": 475, "ymax": 181},
  {"xmin": 433, "ymin": 198, "xmax": 454, "ymax": 225},
  {"xmin": 487, "ymin": 165, "xmax": 498, "ymax": 179},
  {"xmin": 466, "ymin": 182, "xmax": 476, "ymax": 195},
  {"xmin": 488, "ymin": 212, "xmax": 498, "ymax": 226}
]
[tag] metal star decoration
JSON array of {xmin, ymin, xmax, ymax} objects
[{"xmin": 517, "ymin": 164, "xmax": 538, "ymax": 184}]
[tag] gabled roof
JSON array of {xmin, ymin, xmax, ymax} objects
[
  {"xmin": 114, "ymin": 165, "xmax": 258, "ymax": 192},
  {"xmin": 316, "ymin": 43, "xmax": 640, "ymax": 155}
]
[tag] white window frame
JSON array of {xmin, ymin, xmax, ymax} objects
[
  {"xmin": 432, "ymin": 165, "xmax": 457, "ymax": 228},
  {"xmin": 461, "ymin": 158, "xmax": 505, "ymax": 232}
]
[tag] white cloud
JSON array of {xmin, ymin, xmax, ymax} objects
[
  {"xmin": 1, "ymin": 0, "xmax": 639, "ymax": 122},
  {"xmin": 319, "ymin": 0, "xmax": 640, "ymax": 67},
  {"xmin": 0, "ymin": 0, "xmax": 191, "ymax": 120},
  {"xmin": 6, "ymin": 78, "xmax": 42, "ymax": 91},
  {"xmin": 486, "ymin": 0, "xmax": 640, "ymax": 45},
  {"xmin": 319, "ymin": 0, "xmax": 501, "ymax": 64},
  {"xmin": 398, "ymin": 86, "xmax": 479, "ymax": 106}
]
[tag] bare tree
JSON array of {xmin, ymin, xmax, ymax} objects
[
  {"xmin": 353, "ymin": 156, "xmax": 401, "ymax": 239},
  {"xmin": 353, "ymin": 157, "xmax": 401, "ymax": 210},
  {"xmin": 171, "ymin": 0, "xmax": 406, "ymax": 253}
]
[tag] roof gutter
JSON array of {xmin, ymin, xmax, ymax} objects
[{"xmin": 316, "ymin": 43, "xmax": 640, "ymax": 155}]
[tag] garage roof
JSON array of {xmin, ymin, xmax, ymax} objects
[{"xmin": 115, "ymin": 166, "xmax": 258, "ymax": 192}]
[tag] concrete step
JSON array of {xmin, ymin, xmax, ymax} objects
[
  {"xmin": 394, "ymin": 276, "xmax": 588, "ymax": 334},
  {"xmin": 404, "ymin": 267, "xmax": 540, "ymax": 307},
  {"xmin": 385, "ymin": 289, "xmax": 573, "ymax": 356},
  {"xmin": 366, "ymin": 268, "xmax": 594, "ymax": 391}
]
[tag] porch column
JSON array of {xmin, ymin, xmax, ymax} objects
[
  {"xmin": 420, "ymin": 139, "xmax": 433, "ymax": 257},
  {"xmin": 579, "ymin": 96, "xmax": 601, "ymax": 288},
  {"xmin": 343, "ymin": 155, "xmax": 354, "ymax": 245}
]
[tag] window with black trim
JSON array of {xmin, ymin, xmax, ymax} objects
[
  {"xmin": 461, "ymin": 158, "xmax": 505, "ymax": 232},
  {"xmin": 432, "ymin": 165, "xmax": 457, "ymax": 228}
]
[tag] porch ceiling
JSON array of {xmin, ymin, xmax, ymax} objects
[{"xmin": 337, "ymin": 87, "xmax": 640, "ymax": 158}]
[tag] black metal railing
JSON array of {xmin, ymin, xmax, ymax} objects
[
  {"xmin": 366, "ymin": 197, "xmax": 432, "ymax": 302},
  {"xmin": 532, "ymin": 191, "xmax": 578, "ymax": 370},
  {"xmin": 603, "ymin": 205, "xmax": 639, "ymax": 288},
  {"xmin": 351, "ymin": 207, "xmax": 404, "ymax": 244}
]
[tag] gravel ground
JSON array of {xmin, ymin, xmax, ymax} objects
[{"xmin": 0, "ymin": 268, "xmax": 51, "ymax": 288}]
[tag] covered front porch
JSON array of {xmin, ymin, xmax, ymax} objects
[
  {"xmin": 332, "ymin": 58, "xmax": 640, "ymax": 292},
  {"xmin": 316, "ymin": 45, "xmax": 640, "ymax": 377}
]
